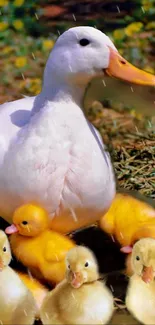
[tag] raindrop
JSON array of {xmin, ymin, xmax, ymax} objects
[
  {"xmin": 54, "ymin": 253, "xmax": 59, "ymax": 261},
  {"xmin": 120, "ymin": 232, "xmax": 124, "ymax": 238},
  {"xmin": 102, "ymin": 79, "xmax": 106, "ymax": 87},
  {"xmin": 110, "ymin": 285, "xmax": 114, "ymax": 292},
  {"xmin": 45, "ymin": 313, "xmax": 49, "ymax": 319},
  {"xmin": 71, "ymin": 292, "xmax": 76, "ymax": 300},
  {"xmin": 72, "ymin": 14, "xmax": 76, "ymax": 21},
  {"xmin": 135, "ymin": 126, "xmax": 139, "ymax": 134},
  {"xmin": 57, "ymin": 30, "xmax": 60, "ymax": 35},
  {"xmin": 141, "ymin": 6, "xmax": 145, "ymax": 13},
  {"xmin": 130, "ymin": 86, "xmax": 134, "ymax": 92},
  {"xmin": 35, "ymin": 12, "xmax": 39, "ymax": 20},
  {"xmin": 116, "ymin": 5, "xmax": 120, "ymax": 13},
  {"xmin": 68, "ymin": 64, "xmax": 72, "ymax": 72},
  {"xmin": 70, "ymin": 207, "xmax": 78, "ymax": 222},
  {"xmin": 32, "ymin": 52, "xmax": 35, "ymax": 60},
  {"xmin": 21, "ymin": 73, "xmax": 25, "ymax": 80},
  {"xmin": 148, "ymin": 120, "xmax": 152, "ymax": 128},
  {"xmin": 111, "ymin": 235, "xmax": 115, "ymax": 242},
  {"xmin": 27, "ymin": 268, "xmax": 34, "ymax": 281}
]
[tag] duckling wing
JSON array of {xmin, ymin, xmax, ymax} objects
[{"xmin": 44, "ymin": 239, "xmax": 73, "ymax": 262}]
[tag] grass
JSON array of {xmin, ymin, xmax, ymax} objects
[{"xmin": 86, "ymin": 104, "xmax": 155, "ymax": 200}]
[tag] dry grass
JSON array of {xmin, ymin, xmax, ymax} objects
[{"xmin": 87, "ymin": 103, "xmax": 155, "ymax": 200}]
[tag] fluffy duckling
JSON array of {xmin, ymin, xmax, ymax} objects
[
  {"xmin": 99, "ymin": 193, "xmax": 155, "ymax": 249},
  {"xmin": 17, "ymin": 271, "xmax": 48, "ymax": 319},
  {"xmin": 126, "ymin": 238, "xmax": 155, "ymax": 325},
  {"xmin": 125, "ymin": 221, "xmax": 155, "ymax": 276},
  {"xmin": 5, "ymin": 203, "xmax": 75, "ymax": 284},
  {"xmin": 0, "ymin": 230, "xmax": 36, "ymax": 325},
  {"xmin": 40, "ymin": 245, "xmax": 114, "ymax": 325}
]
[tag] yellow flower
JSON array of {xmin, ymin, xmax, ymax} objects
[
  {"xmin": 113, "ymin": 29, "xmax": 125, "ymax": 41},
  {"xmin": 0, "ymin": 0, "xmax": 8, "ymax": 7},
  {"xmin": 28, "ymin": 78, "xmax": 41, "ymax": 94},
  {"xmin": 125, "ymin": 22, "xmax": 143, "ymax": 37},
  {"xmin": 15, "ymin": 56, "xmax": 27, "ymax": 68},
  {"xmin": 0, "ymin": 21, "xmax": 8, "ymax": 31},
  {"xmin": 42, "ymin": 40, "xmax": 55, "ymax": 51},
  {"xmin": 142, "ymin": 0, "xmax": 152, "ymax": 11},
  {"xmin": 143, "ymin": 66, "xmax": 154, "ymax": 74},
  {"xmin": 13, "ymin": 19, "xmax": 24, "ymax": 30},
  {"xmin": 146, "ymin": 22, "xmax": 155, "ymax": 30},
  {"xmin": 2, "ymin": 46, "xmax": 13, "ymax": 55},
  {"xmin": 13, "ymin": 0, "xmax": 24, "ymax": 6},
  {"xmin": 19, "ymin": 78, "xmax": 41, "ymax": 95},
  {"xmin": 130, "ymin": 109, "xmax": 136, "ymax": 117}
]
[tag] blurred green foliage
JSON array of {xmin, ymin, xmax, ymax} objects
[{"xmin": 0, "ymin": 0, "xmax": 155, "ymax": 37}]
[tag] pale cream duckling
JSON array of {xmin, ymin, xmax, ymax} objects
[
  {"xmin": 40, "ymin": 245, "xmax": 114, "ymax": 325},
  {"xmin": 0, "ymin": 230, "xmax": 36, "ymax": 325},
  {"xmin": 126, "ymin": 238, "xmax": 155, "ymax": 325}
]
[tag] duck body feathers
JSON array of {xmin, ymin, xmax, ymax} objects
[{"xmin": 0, "ymin": 99, "xmax": 115, "ymax": 232}]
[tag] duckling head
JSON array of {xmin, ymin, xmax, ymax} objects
[
  {"xmin": 0, "ymin": 230, "xmax": 11, "ymax": 270},
  {"xmin": 131, "ymin": 238, "xmax": 155, "ymax": 284},
  {"xmin": 65, "ymin": 245, "xmax": 99, "ymax": 289},
  {"xmin": 5, "ymin": 203, "xmax": 49, "ymax": 237}
]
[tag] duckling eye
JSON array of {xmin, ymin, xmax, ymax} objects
[
  {"xmin": 3, "ymin": 247, "xmax": 6, "ymax": 252},
  {"xmin": 85, "ymin": 262, "xmax": 89, "ymax": 267},
  {"xmin": 22, "ymin": 221, "xmax": 28, "ymax": 225},
  {"xmin": 136, "ymin": 256, "xmax": 140, "ymax": 261},
  {"xmin": 68, "ymin": 264, "xmax": 70, "ymax": 269},
  {"xmin": 79, "ymin": 39, "xmax": 90, "ymax": 46}
]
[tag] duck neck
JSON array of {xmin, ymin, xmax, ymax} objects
[{"xmin": 41, "ymin": 80, "xmax": 86, "ymax": 107}]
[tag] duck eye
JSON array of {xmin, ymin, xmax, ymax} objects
[
  {"xmin": 85, "ymin": 262, "xmax": 89, "ymax": 267},
  {"xmin": 136, "ymin": 256, "xmax": 140, "ymax": 261},
  {"xmin": 79, "ymin": 38, "xmax": 90, "ymax": 46},
  {"xmin": 3, "ymin": 247, "xmax": 6, "ymax": 252},
  {"xmin": 22, "ymin": 221, "xmax": 28, "ymax": 225},
  {"xmin": 68, "ymin": 264, "xmax": 70, "ymax": 269}
]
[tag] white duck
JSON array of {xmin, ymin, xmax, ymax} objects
[{"xmin": 0, "ymin": 26, "xmax": 155, "ymax": 233}]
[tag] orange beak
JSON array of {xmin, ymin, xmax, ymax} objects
[
  {"xmin": 106, "ymin": 47, "xmax": 155, "ymax": 86},
  {"xmin": 142, "ymin": 265, "xmax": 154, "ymax": 283},
  {"xmin": 70, "ymin": 271, "xmax": 83, "ymax": 288}
]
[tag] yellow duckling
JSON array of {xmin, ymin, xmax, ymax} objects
[
  {"xmin": 99, "ymin": 193, "xmax": 155, "ymax": 250},
  {"xmin": 0, "ymin": 230, "xmax": 36, "ymax": 325},
  {"xmin": 40, "ymin": 245, "xmax": 114, "ymax": 325},
  {"xmin": 126, "ymin": 238, "xmax": 155, "ymax": 325},
  {"xmin": 17, "ymin": 271, "xmax": 48, "ymax": 319},
  {"xmin": 5, "ymin": 203, "xmax": 75, "ymax": 285}
]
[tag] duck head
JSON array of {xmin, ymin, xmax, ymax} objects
[
  {"xmin": 131, "ymin": 238, "xmax": 155, "ymax": 284},
  {"xmin": 0, "ymin": 230, "xmax": 11, "ymax": 270},
  {"xmin": 65, "ymin": 245, "xmax": 99, "ymax": 288},
  {"xmin": 42, "ymin": 26, "xmax": 155, "ymax": 103},
  {"xmin": 5, "ymin": 203, "xmax": 49, "ymax": 237}
]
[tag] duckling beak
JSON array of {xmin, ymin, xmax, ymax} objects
[
  {"xmin": 120, "ymin": 246, "xmax": 133, "ymax": 254},
  {"xmin": 106, "ymin": 47, "xmax": 155, "ymax": 86},
  {"xmin": 142, "ymin": 265, "xmax": 154, "ymax": 283},
  {"xmin": 70, "ymin": 271, "xmax": 83, "ymax": 288},
  {"xmin": 0, "ymin": 258, "xmax": 4, "ymax": 271},
  {"xmin": 5, "ymin": 224, "xmax": 18, "ymax": 235}
]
